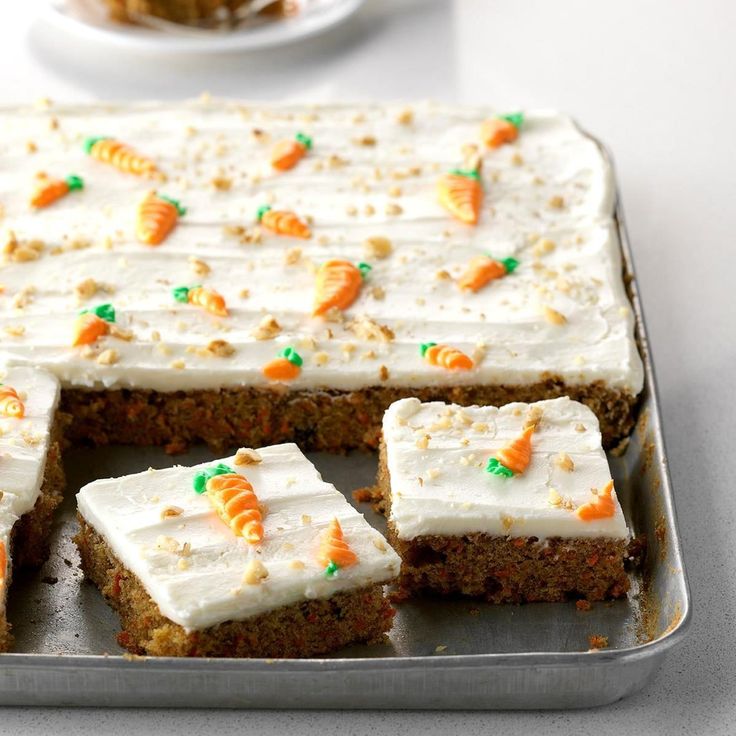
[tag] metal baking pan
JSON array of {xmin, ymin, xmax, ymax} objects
[{"xmin": 0, "ymin": 137, "xmax": 691, "ymax": 709}]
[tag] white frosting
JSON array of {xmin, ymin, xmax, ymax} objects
[
  {"xmin": 0, "ymin": 100, "xmax": 643, "ymax": 394},
  {"xmin": 384, "ymin": 396, "xmax": 628, "ymax": 541},
  {"xmin": 0, "ymin": 365, "xmax": 59, "ymax": 616},
  {"xmin": 0, "ymin": 366, "xmax": 60, "ymax": 518},
  {"xmin": 76, "ymin": 442, "xmax": 400, "ymax": 631}
]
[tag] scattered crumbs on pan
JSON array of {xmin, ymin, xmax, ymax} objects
[
  {"xmin": 576, "ymin": 600, "xmax": 592, "ymax": 612},
  {"xmin": 468, "ymin": 607, "xmax": 480, "ymax": 616},
  {"xmin": 588, "ymin": 634, "xmax": 609, "ymax": 651}
]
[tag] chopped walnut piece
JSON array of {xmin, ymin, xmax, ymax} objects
[
  {"xmin": 234, "ymin": 447, "xmax": 262, "ymax": 466},
  {"xmin": 511, "ymin": 152, "xmax": 524, "ymax": 166},
  {"xmin": 524, "ymin": 405, "xmax": 544, "ymax": 430},
  {"xmin": 289, "ymin": 560, "xmax": 305, "ymax": 570},
  {"xmin": 189, "ymin": 256, "xmax": 211, "ymax": 276},
  {"xmin": 533, "ymin": 238, "xmax": 556, "ymax": 257},
  {"xmin": 327, "ymin": 154, "xmax": 348, "ymax": 169},
  {"xmin": 170, "ymin": 359, "xmax": 185, "ymax": 370},
  {"xmin": 243, "ymin": 559, "xmax": 269, "ymax": 585},
  {"xmin": 416, "ymin": 434, "xmax": 430, "ymax": 450},
  {"xmin": 548, "ymin": 489, "xmax": 563, "ymax": 507},
  {"xmin": 347, "ymin": 315, "xmax": 395, "ymax": 342},
  {"xmin": 396, "ymin": 108, "xmax": 414, "ymax": 125},
  {"xmin": 363, "ymin": 235, "xmax": 393, "ymax": 258},
  {"xmin": 210, "ymin": 175, "xmax": 232, "ymax": 191},
  {"xmin": 435, "ymin": 269, "xmax": 451, "ymax": 281},
  {"xmin": 353, "ymin": 135, "xmax": 377, "ymax": 146},
  {"xmin": 3, "ymin": 231, "xmax": 44, "ymax": 262},
  {"xmin": 379, "ymin": 365, "xmax": 389, "ymax": 381},
  {"xmin": 370, "ymin": 286, "xmax": 385, "ymax": 301},
  {"xmin": 156, "ymin": 535, "xmax": 180, "ymax": 552},
  {"xmin": 555, "ymin": 453, "xmax": 575, "ymax": 472},
  {"xmin": 284, "ymin": 247, "xmax": 302, "ymax": 265},
  {"xmin": 322, "ymin": 306, "xmax": 344, "ymax": 323},
  {"xmin": 4, "ymin": 325, "xmax": 25, "ymax": 337},
  {"xmin": 548, "ymin": 195, "xmax": 565, "ymax": 209},
  {"xmin": 312, "ymin": 351, "xmax": 329, "ymax": 366},
  {"xmin": 109, "ymin": 324, "xmax": 134, "ymax": 342},
  {"xmin": 201, "ymin": 339, "xmax": 235, "ymax": 358},
  {"xmin": 96, "ymin": 348, "xmax": 119, "ymax": 366},
  {"xmin": 252, "ymin": 314, "xmax": 281, "ymax": 340},
  {"xmin": 160, "ymin": 506, "xmax": 184, "ymax": 520},
  {"xmin": 575, "ymin": 423, "xmax": 586, "ymax": 433},
  {"xmin": 385, "ymin": 203, "xmax": 403, "ymax": 216},
  {"xmin": 543, "ymin": 306, "xmax": 567, "ymax": 325},
  {"xmin": 74, "ymin": 277, "xmax": 99, "ymax": 300}
]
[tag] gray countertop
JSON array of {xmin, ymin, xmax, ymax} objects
[{"xmin": 1, "ymin": 0, "xmax": 733, "ymax": 732}]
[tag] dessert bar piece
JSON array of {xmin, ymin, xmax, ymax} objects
[
  {"xmin": 75, "ymin": 443, "xmax": 400, "ymax": 657},
  {"xmin": 0, "ymin": 366, "xmax": 65, "ymax": 652},
  {"xmin": 103, "ymin": 0, "xmax": 288, "ymax": 26},
  {"xmin": 379, "ymin": 396, "xmax": 630, "ymax": 602},
  {"xmin": 0, "ymin": 100, "xmax": 643, "ymax": 451}
]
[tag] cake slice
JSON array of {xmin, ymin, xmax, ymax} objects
[
  {"xmin": 0, "ymin": 366, "xmax": 66, "ymax": 652},
  {"xmin": 379, "ymin": 396, "xmax": 630, "ymax": 603},
  {"xmin": 75, "ymin": 443, "xmax": 401, "ymax": 657}
]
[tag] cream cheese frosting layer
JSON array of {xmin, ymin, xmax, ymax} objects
[
  {"xmin": 384, "ymin": 396, "xmax": 628, "ymax": 541},
  {"xmin": 0, "ymin": 366, "xmax": 60, "ymax": 518},
  {"xmin": 0, "ymin": 100, "xmax": 643, "ymax": 394},
  {"xmin": 76, "ymin": 442, "xmax": 401, "ymax": 631}
]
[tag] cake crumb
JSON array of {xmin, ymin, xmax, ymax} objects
[
  {"xmin": 289, "ymin": 560, "xmax": 305, "ymax": 570},
  {"xmin": 588, "ymin": 634, "xmax": 608, "ymax": 650},
  {"xmin": 301, "ymin": 514, "xmax": 312, "ymax": 525},
  {"xmin": 576, "ymin": 600, "xmax": 592, "ymax": 612},
  {"xmin": 243, "ymin": 559, "xmax": 269, "ymax": 585},
  {"xmin": 372, "ymin": 538, "xmax": 387, "ymax": 552}
]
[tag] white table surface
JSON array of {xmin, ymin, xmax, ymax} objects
[{"xmin": 2, "ymin": 0, "xmax": 734, "ymax": 733}]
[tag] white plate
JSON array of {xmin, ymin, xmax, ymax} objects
[{"xmin": 40, "ymin": 0, "xmax": 366, "ymax": 54}]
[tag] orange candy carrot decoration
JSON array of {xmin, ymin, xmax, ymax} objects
[
  {"xmin": 257, "ymin": 205, "xmax": 311, "ymax": 239},
  {"xmin": 136, "ymin": 191, "xmax": 186, "ymax": 246},
  {"xmin": 577, "ymin": 481, "xmax": 617, "ymax": 521},
  {"xmin": 313, "ymin": 260, "xmax": 370, "ymax": 317},
  {"xmin": 481, "ymin": 112, "xmax": 524, "ymax": 149},
  {"xmin": 420, "ymin": 342, "xmax": 474, "ymax": 371},
  {"xmin": 437, "ymin": 168, "xmax": 483, "ymax": 225},
  {"xmin": 172, "ymin": 285, "xmax": 227, "ymax": 317},
  {"xmin": 30, "ymin": 174, "xmax": 84, "ymax": 209},
  {"xmin": 0, "ymin": 385, "xmax": 24, "ymax": 418},
  {"xmin": 486, "ymin": 426, "xmax": 535, "ymax": 477},
  {"xmin": 318, "ymin": 518, "xmax": 358, "ymax": 577},
  {"xmin": 271, "ymin": 132, "xmax": 312, "ymax": 171},
  {"xmin": 262, "ymin": 347, "xmax": 303, "ymax": 382},
  {"xmin": 72, "ymin": 303, "xmax": 116, "ymax": 347},
  {"xmin": 458, "ymin": 255, "xmax": 519, "ymax": 292},
  {"xmin": 193, "ymin": 465, "xmax": 264, "ymax": 544},
  {"xmin": 84, "ymin": 136, "xmax": 158, "ymax": 178}
]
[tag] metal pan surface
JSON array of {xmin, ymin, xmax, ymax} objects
[{"xmin": 0, "ymin": 132, "xmax": 691, "ymax": 709}]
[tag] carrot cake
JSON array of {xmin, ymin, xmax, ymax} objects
[
  {"xmin": 0, "ymin": 100, "xmax": 643, "ymax": 452},
  {"xmin": 0, "ymin": 366, "xmax": 65, "ymax": 652},
  {"xmin": 75, "ymin": 442, "xmax": 401, "ymax": 657},
  {"xmin": 103, "ymin": 0, "xmax": 290, "ymax": 26},
  {"xmin": 378, "ymin": 396, "xmax": 630, "ymax": 602}
]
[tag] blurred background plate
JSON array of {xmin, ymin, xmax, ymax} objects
[{"xmin": 41, "ymin": 0, "xmax": 366, "ymax": 54}]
